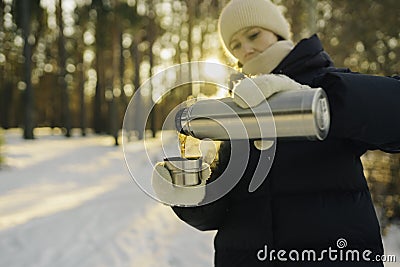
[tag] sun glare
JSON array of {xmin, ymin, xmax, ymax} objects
[{"xmin": 202, "ymin": 57, "xmax": 227, "ymax": 80}]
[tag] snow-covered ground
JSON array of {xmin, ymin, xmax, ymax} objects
[
  {"xmin": 0, "ymin": 128, "xmax": 399, "ymax": 267},
  {"xmin": 0, "ymin": 128, "xmax": 215, "ymax": 267}
]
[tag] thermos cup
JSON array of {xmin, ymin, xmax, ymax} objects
[{"xmin": 164, "ymin": 157, "xmax": 203, "ymax": 186}]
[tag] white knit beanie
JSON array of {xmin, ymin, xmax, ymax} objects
[{"xmin": 218, "ymin": 0, "xmax": 291, "ymax": 59}]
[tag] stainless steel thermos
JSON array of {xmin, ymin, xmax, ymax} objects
[{"xmin": 175, "ymin": 88, "xmax": 330, "ymax": 141}]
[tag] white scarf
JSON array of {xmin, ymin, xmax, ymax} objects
[{"xmin": 242, "ymin": 40, "xmax": 294, "ymax": 75}]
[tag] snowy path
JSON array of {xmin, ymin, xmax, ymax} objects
[{"xmin": 0, "ymin": 129, "xmax": 215, "ymax": 267}]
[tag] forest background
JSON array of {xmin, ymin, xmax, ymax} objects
[{"xmin": 0, "ymin": 0, "xmax": 399, "ymax": 231}]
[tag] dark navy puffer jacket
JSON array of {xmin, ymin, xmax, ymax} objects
[{"xmin": 172, "ymin": 35, "xmax": 400, "ymax": 266}]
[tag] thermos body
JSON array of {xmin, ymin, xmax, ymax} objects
[{"xmin": 175, "ymin": 88, "xmax": 330, "ymax": 141}]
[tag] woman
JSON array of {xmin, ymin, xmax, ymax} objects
[{"xmin": 153, "ymin": 0, "xmax": 400, "ymax": 266}]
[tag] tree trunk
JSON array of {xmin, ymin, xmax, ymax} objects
[
  {"xmin": 79, "ymin": 62, "xmax": 86, "ymax": 136},
  {"xmin": 1, "ymin": 81, "xmax": 13, "ymax": 129},
  {"xmin": 57, "ymin": 0, "xmax": 71, "ymax": 137},
  {"xmin": 110, "ymin": 9, "xmax": 121, "ymax": 145},
  {"xmin": 21, "ymin": 0, "xmax": 34, "ymax": 139},
  {"xmin": 147, "ymin": 13, "xmax": 157, "ymax": 138},
  {"xmin": 94, "ymin": 6, "xmax": 106, "ymax": 134},
  {"xmin": 132, "ymin": 33, "xmax": 144, "ymax": 140}
]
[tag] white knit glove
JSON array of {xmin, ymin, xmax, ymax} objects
[
  {"xmin": 233, "ymin": 74, "xmax": 310, "ymax": 109},
  {"xmin": 151, "ymin": 161, "xmax": 211, "ymax": 206}
]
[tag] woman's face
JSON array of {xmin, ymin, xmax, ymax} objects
[{"xmin": 229, "ymin": 27, "xmax": 278, "ymax": 64}]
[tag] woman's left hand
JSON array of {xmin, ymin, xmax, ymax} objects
[{"xmin": 232, "ymin": 74, "xmax": 310, "ymax": 108}]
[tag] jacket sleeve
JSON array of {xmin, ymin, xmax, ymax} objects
[
  {"xmin": 171, "ymin": 141, "xmax": 232, "ymax": 231},
  {"xmin": 172, "ymin": 196, "xmax": 230, "ymax": 231},
  {"xmin": 315, "ymin": 72, "xmax": 400, "ymax": 152}
]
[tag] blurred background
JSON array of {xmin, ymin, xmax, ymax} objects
[{"xmin": 0, "ymin": 0, "xmax": 399, "ymax": 231}]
